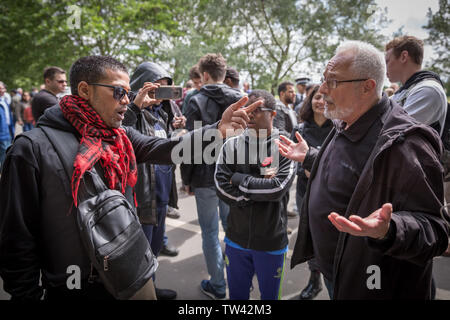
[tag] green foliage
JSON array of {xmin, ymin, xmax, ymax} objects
[
  {"xmin": 423, "ymin": 0, "xmax": 450, "ymax": 95},
  {"xmin": 0, "ymin": 0, "xmax": 183, "ymax": 89},
  {"xmin": 1, "ymin": 0, "xmax": 388, "ymax": 93}
]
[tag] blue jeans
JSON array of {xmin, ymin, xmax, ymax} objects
[
  {"xmin": 23, "ymin": 123, "xmax": 34, "ymax": 132},
  {"xmin": 142, "ymin": 205, "xmax": 168, "ymax": 258},
  {"xmin": 194, "ymin": 186, "xmax": 229, "ymax": 295}
]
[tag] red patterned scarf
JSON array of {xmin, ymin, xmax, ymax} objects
[{"xmin": 60, "ymin": 95, "xmax": 137, "ymax": 207}]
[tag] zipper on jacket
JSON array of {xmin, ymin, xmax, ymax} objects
[{"xmin": 103, "ymin": 256, "xmax": 109, "ymax": 271}]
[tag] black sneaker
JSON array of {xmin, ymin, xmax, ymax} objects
[
  {"xmin": 155, "ymin": 287, "xmax": 177, "ymax": 300},
  {"xmin": 160, "ymin": 244, "xmax": 179, "ymax": 257},
  {"xmin": 200, "ymin": 280, "xmax": 226, "ymax": 300}
]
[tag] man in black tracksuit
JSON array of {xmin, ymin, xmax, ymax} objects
[
  {"xmin": 181, "ymin": 53, "xmax": 242, "ymax": 299},
  {"xmin": 215, "ymin": 90, "xmax": 296, "ymax": 300}
]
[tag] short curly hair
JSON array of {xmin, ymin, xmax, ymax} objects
[
  {"xmin": 69, "ymin": 56, "xmax": 128, "ymax": 96},
  {"xmin": 198, "ymin": 53, "xmax": 227, "ymax": 82}
]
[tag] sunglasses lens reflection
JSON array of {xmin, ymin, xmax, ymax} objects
[{"xmin": 113, "ymin": 87, "xmax": 126, "ymax": 101}]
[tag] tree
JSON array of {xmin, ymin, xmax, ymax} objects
[
  {"xmin": 423, "ymin": 0, "xmax": 450, "ymax": 95},
  {"xmin": 164, "ymin": 0, "xmax": 389, "ymax": 93},
  {"xmin": 0, "ymin": 0, "xmax": 389, "ymax": 93},
  {"xmin": 0, "ymin": 0, "xmax": 183, "ymax": 89}
]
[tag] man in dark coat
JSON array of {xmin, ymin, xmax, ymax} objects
[
  {"xmin": 0, "ymin": 55, "xmax": 261, "ymax": 300},
  {"xmin": 277, "ymin": 41, "xmax": 449, "ymax": 299}
]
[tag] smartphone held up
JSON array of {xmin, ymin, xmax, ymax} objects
[{"xmin": 149, "ymin": 86, "xmax": 183, "ymax": 100}]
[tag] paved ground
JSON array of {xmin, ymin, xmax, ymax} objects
[{"xmin": 1, "ymin": 168, "xmax": 449, "ymax": 300}]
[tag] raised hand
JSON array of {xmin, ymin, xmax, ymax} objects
[
  {"xmin": 133, "ymin": 82, "xmax": 160, "ymax": 109},
  {"xmin": 275, "ymin": 131, "xmax": 309, "ymax": 163},
  {"xmin": 218, "ymin": 96, "xmax": 263, "ymax": 138},
  {"xmin": 328, "ymin": 203, "xmax": 393, "ymax": 239}
]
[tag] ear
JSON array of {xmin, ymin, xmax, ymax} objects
[
  {"xmin": 363, "ymin": 79, "xmax": 376, "ymax": 93},
  {"xmin": 77, "ymin": 81, "xmax": 90, "ymax": 100},
  {"xmin": 202, "ymin": 72, "xmax": 209, "ymax": 83},
  {"xmin": 400, "ymin": 50, "xmax": 409, "ymax": 63}
]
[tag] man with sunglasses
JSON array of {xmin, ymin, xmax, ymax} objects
[
  {"xmin": 0, "ymin": 55, "xmax": 261, "ymax": 300},
  {"xmin": 31, "ymin": 66, "xmax": 67, "ymax": 121},
  {"xmin": 215, "ymin": 89, "xmax": 296, "ymax": 300},
  {"xmin": 277, "ymin": 41, "xmax": 449, "ymax": 299}
]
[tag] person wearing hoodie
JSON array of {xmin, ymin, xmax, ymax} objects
[
  {"xmin": 385, "ymin": 36, "xmax": 447, "ymax": 136},
  {"xmin": 123, "ymin": 62, "xmax": 186, "ymax": 300},
  {"xmin": 277, "ymin": 41, "xmax": 449, "ymax": 299},
  {"xmin": 215, "ymin": 90, "xmax": 296, "ymax": 300},
  {"xmin": 385, "ymin": 35, "xmax": 450, "ymax": 266},
  {"xmin": 0, "ymin": 55, "xmax": 262, "ymax": 300},
  {"xmin": 182, "ymin": 53, "xmax": 243, "ymax": 299}
]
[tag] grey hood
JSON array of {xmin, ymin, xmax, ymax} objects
[{"xmin": 130, "ymin": 62, "xmax": 173, "ymax": 92}]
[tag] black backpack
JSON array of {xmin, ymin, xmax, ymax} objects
[{"xmin": 41, "ymin": 125, "xmax": 158, "ymax": 299}]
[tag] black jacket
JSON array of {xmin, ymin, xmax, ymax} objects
[
  {"xmin": 0, "ymin": 104, "xmax": 216, "ymax": 300},
  {"xmin": 291, "ymin": 96, "xmax": 449, "ymax": 299},
  {"xmin": 181, "ymin": 84, "xmax": 242, "ymax": 188},
  {"xmin": 215, "ymin": 129, "xmax": 296, "ymax": 251},
  {"xmin": 123, "ymin": 62, "xmax": 174, "ymax": 225},
  {"xmin": 128, "ymin": 61, "xmax": 178, "ymax": 126}
]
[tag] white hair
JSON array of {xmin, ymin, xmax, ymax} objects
[{"xmin": 335, "ymin": 41, "xmax": 386, "ymax": 98}]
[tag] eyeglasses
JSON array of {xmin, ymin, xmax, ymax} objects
[
  {"xmin": 56, "ymin": 80, "xmax": 67, "ymax": 84},
  {"xmin": 88, "ymin": 83, "xmax": 133, "ymax": 101},
  {"xmin": 320, "ymin": 77, "xmax": 368, "ymax": 89},
  {"xmin": 249, "ymin": 107, "xmax": 273, "ymax": 115}
]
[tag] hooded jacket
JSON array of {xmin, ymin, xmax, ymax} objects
[
  {"xmin": 0, "ymin": 104, "xmax": 215, "ymax": 299},
  {"xmin": 181, "ymin": 83, "xmax": 242, "ymax": 188},
  {"xmin": 215, "ymin": 129, "xmax": 296, "ymax": 251},
  {"xmin": 291, "ymin": 95, "xmax": 449, "ymax": 299},
  {"xmin": 392, "ymin": 70, "xmax": 447, "ymax": 136},
  {"xmin": 124, "ymin": 62, "xmax": 174, "ymax": 225}
]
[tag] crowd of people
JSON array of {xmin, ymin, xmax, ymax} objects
[{"xmin": 0, "ymin": 35, "xmax": 449, "ymax": 301}]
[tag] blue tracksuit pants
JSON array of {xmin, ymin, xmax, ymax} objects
[{"xmin": 225, "ymin": 244, "xmax": 286, "ymax": 300}]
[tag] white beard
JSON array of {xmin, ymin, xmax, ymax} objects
[{"xmin": 324, "ymin": 103, "xmax": 353, "ymax": 121}]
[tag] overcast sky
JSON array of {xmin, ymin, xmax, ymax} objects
[{"xmin": 375, "ymin": 0, "xmax": 440, "ymax": 65}]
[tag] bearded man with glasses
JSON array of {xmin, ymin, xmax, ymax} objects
[{"xmin": 277, "ymin": 41, "xmax": 449, "ymax": 300}]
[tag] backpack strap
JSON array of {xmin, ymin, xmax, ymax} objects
[
  {"xmin": 40, "ymin": 126, "xmax": 108, "ymax": 196},
  {"xmin": 40, "ymin": 126, "xmax": 79, "ymax": 181}
]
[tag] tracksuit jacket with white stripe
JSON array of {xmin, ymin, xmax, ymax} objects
[{"xmin": 215, "ymin": 128, "xmax": 296, "ymax": 252}]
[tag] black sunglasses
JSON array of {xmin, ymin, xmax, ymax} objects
[{"xmin": 89, "ymin": 83, "xmax": 134, "ymax": 101}]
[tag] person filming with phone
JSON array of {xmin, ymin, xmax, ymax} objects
[{"xmin": 122, "ymin": 61, "xmax": 186, "ymax": 300}]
